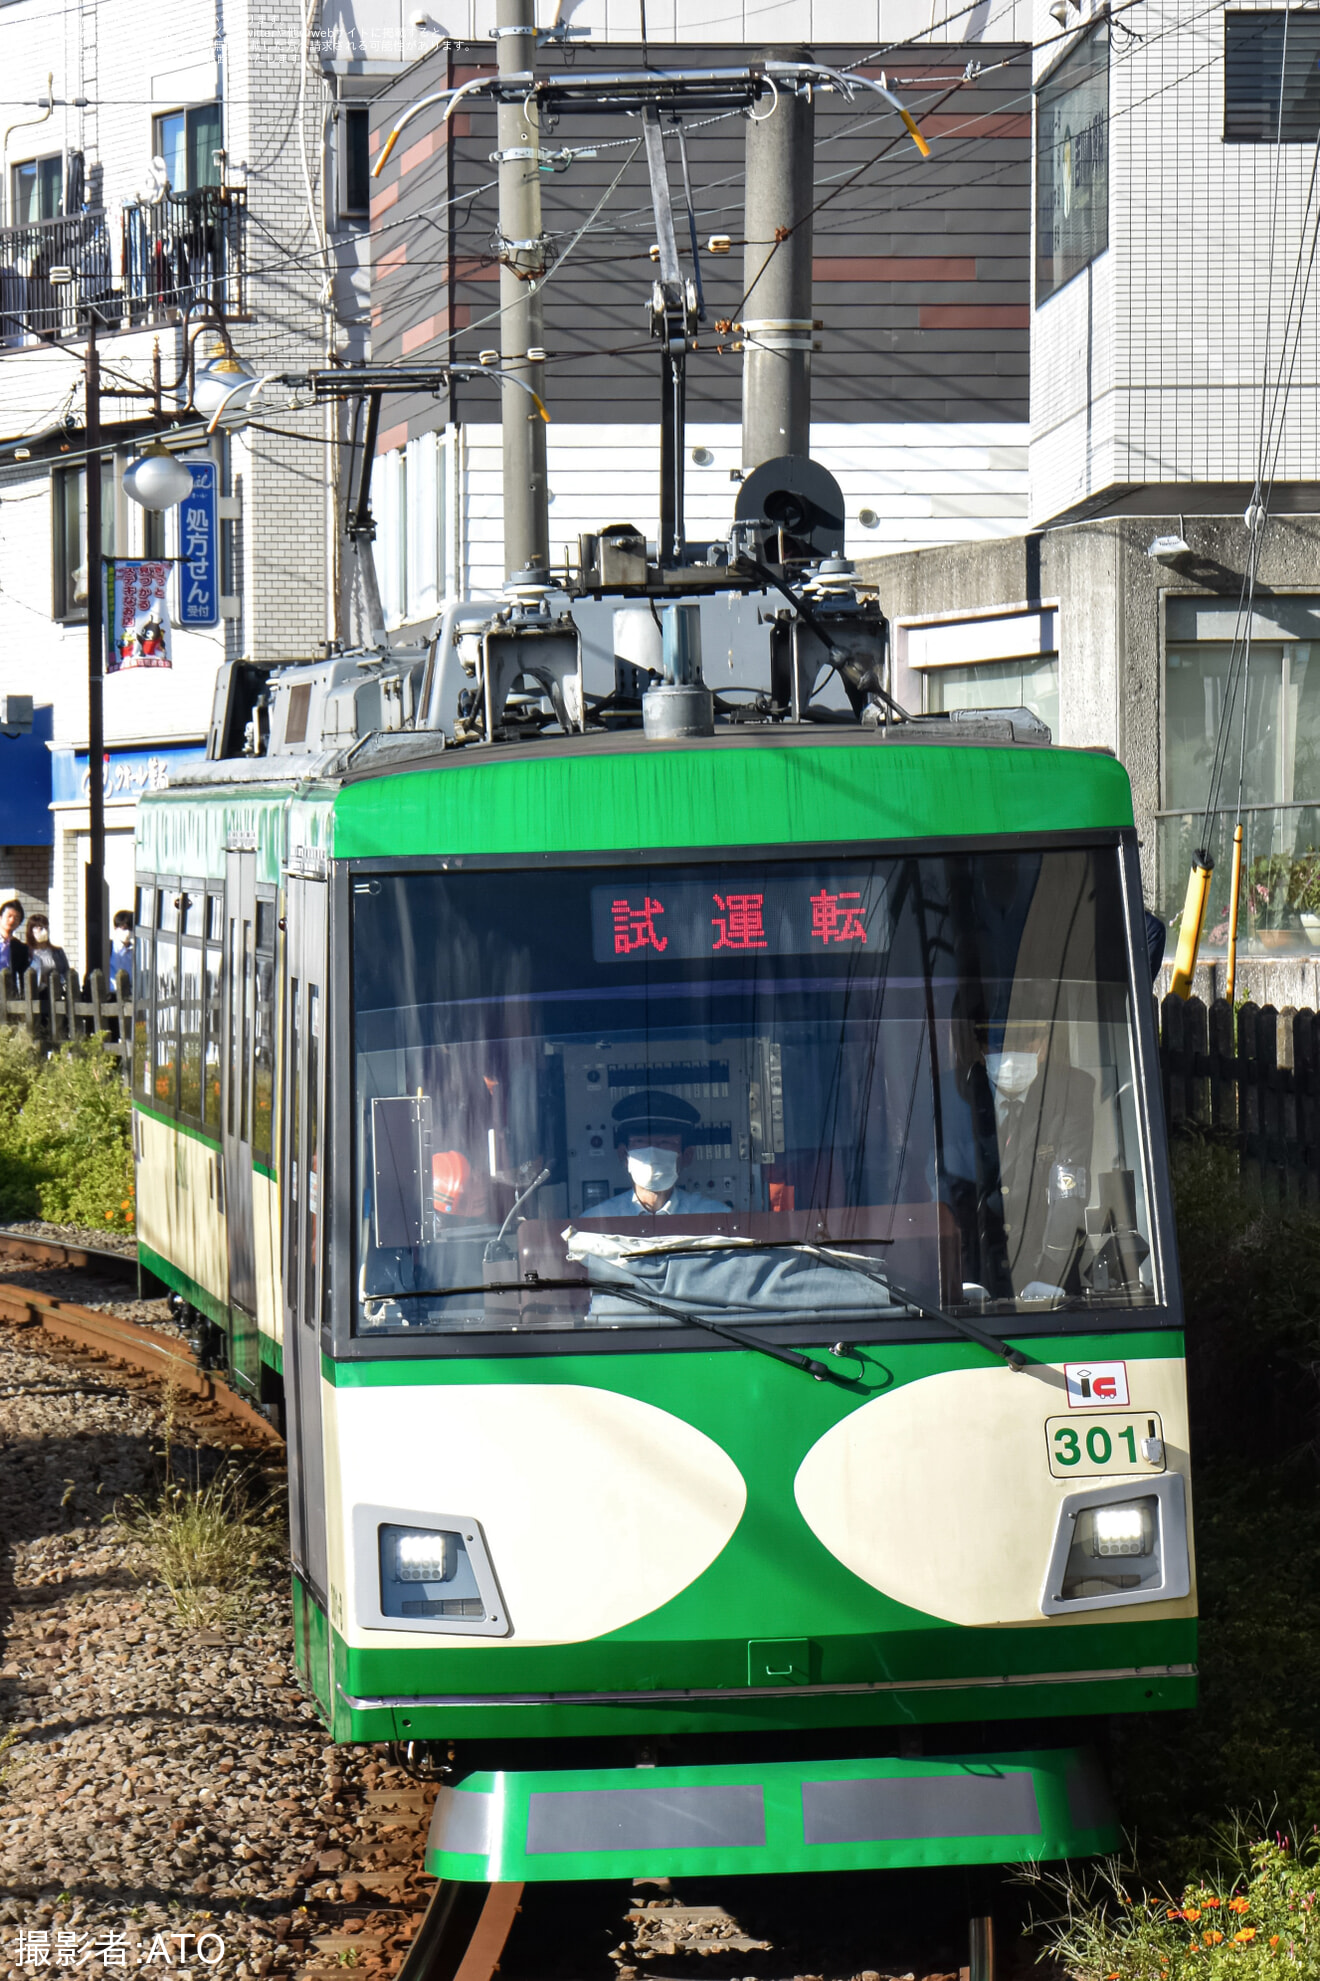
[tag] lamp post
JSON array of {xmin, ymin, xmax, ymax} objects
[{"xmin": 71, "ymin": 304, "xmax": 255, "ymax": 975}]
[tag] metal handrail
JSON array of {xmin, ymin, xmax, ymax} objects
[{"xmin": 0, "ymin": 188, "xmax": 246, "ymax": 345}]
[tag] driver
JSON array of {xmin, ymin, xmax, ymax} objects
[{"xmin": 591, "ymin": 1089, "xmax": 729, "ymax": 1217}]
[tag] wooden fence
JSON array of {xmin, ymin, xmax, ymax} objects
[
  {"xmin": 1159, "ymin": 994, "xmax": 1320, "ymax": 1201},
  {"xmin": 0, "ymin": 968, "xmax": 133, "ymax": 1076}
]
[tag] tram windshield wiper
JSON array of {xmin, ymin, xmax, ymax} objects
[
  {"xmin": 795, "ymin": 1241, "xmax": 1026, "ymax": 1371},
  {"xmin": 365, "ymin": 1275, "xmax": 851, "ymax": 1384}
]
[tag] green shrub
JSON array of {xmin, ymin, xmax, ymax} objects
[
  {"xmin": 0, "ymin": 1033, "xmax": 134, "ymax": 1230},
  {"xmin": 1029, "ymin": 1836, "xmax": 1320, "ymax": 1980}
]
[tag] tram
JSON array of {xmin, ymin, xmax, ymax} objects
[{"xmin": 130, "ymin": 499, "xmax": 1193, "ymax": 1907}]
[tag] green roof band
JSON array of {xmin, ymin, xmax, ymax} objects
[{"xmin": 334, "ymin": 740, "xmax": 1134, "ymax": 862}]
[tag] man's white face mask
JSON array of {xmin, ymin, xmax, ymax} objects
[
  {"xmin": 985, "ymin": 1050, "xmax": 1039, "ymax": 1097},
  {"xmin": 626, "ymin": 1145, "xmax": 680, "ymax": 1195}
]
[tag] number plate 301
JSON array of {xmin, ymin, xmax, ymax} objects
[{"xmin": 1045, "ymin": 1412, "xmax": 1166, "ymax": 1477}]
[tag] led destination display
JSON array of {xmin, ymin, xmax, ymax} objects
[{"xmin": 590, "ymin": 876, "xmax": 887, "ymax": 962}]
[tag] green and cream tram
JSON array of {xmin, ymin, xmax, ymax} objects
[{"xmin": 131, "ymin": 710, "xmax": 1192, "ymax": 1887}]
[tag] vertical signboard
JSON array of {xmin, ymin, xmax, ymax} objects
[
  {"xmin": 178, "ymin": 456, "xmax": 219, "ymax": 628},
  {"xmin": 1035, "ymin": 22, "xmax": 1110, "ymax": 306}
]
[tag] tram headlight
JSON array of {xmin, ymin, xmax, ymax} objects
[
  {"xmin": 1090, "ymin": 1503, "xmax": 1153, "ymax": 1558},
  {"xmin": 393, "ymin": 1529, "xmax": 456, "ymax": 1583},
  {"xmin": 1040, "ymin": 1473, "xmax": 1190, "ymax": 1616}
]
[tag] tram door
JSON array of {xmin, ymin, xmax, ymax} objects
[
  {"xmin": 221, "ymin": 849, "xmax": 259, "ymax": 1389},
  {"xmin": 283, "ymin": 876, "xmax": 329, "ymax": 1598}
]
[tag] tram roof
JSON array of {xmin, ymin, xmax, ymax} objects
[{"xmin": 137, "ymin": 729, "xmax": 1133, "ymax": 881}]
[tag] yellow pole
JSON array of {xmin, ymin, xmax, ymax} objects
[
  {"xmin": 1224, "ymin": 823, "xmax": 1244, "ymax": 1005},
  {"xmin": 1169, "ymin": 851, "xmax": 1215, "ymax": 1001}
]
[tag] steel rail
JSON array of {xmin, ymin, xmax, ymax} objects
[{"xmin": 0, "ymin": 1234, "xmax": 282, "ymax": 1447}]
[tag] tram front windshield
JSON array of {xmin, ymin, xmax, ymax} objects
[{"xmin": 351, "ymin": 848, "xmax": 1159, "ymax": 1336}]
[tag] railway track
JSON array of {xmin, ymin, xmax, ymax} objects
[
  {"xmin": 0, "ymin": 1229, "xmax": 1012, "ymax": 1981},
  {"xmin": 0, "ymin": 1230, "xmax": 281, "ymax": 1449}
]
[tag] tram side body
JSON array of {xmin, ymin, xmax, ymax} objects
[{"xmin": 131, "ymin": 739, "xmax": 1197, "ymax": 1884}]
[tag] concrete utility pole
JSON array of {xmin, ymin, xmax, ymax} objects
[
  {"xmin": 741, "ymin": 60, "xmax": 814, "ymax": 472},
  {"xmin": 496, "ymin": 0, "xmax": 550, "ymax": 579}
]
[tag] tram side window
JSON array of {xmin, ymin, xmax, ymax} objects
[
  {"xmin": 287, "ymin": 979, "xmax": 301, "ymax": 1298},
  {"xmin": 179, "ymin": 938, "xmax": 203, "ymax": 1121},
  {"xmin": 253, "ymin": 898, "xmax": 276, "ymax": 1163},
  {"xmin": 304, "ymin": 984, "xmax": 321, "ymax": 1327},
  {"xmin": 203, "ymin": 893, "xmax": 224, "ymax": 1132},
  {"xmin": 153, "ymin": 916, "xmax": 179, "ymax": 1114},
  {"xmin": 175, "ymin": 886, "xmax": 203, "ymax": 1122},
  {"xmin": 133, "ymin": 884, "xmax": 153, "ymax": 1103}
]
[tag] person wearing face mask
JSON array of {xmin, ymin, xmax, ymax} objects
[
  {"xmin": 940, "ymin": 1009, "xmax": 1095, "ymax": 1304},
  {"xmin": 591, "ymin": 1089, "xmax": 729, "ymax": 1218},
  {"xmin": 25, "ymin": 915, "xmax": 69, "ymax": 987}
]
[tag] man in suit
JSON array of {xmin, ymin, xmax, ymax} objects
[
  {"xmin": 0, "ymin": 899, "xmax": 30, "ymax": 981},
  {"xmin": 942, "ymin": 1012, "xmax": 1095, "ymax": 1302}
]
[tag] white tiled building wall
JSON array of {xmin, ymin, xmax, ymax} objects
[{"xmin": 1031, "ymin": 0, "xmax": 1320, "ymax": 522}]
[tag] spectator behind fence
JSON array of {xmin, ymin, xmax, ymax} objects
[
  {"xmin": 0, "ymin": 900, "xmax": 28, "ymax": 980},
  {"xmin": 25, "ymin": 915, "xmax": 69, "ymax": 987},
  {"xmin": 110, "ymin": 910, "xmax": 133, "ymax": 987}
]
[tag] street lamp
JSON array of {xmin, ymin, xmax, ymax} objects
[
  {"xmin": 191, "ymin": 349, "xmax": 259, "ymax": 422},
  {"xmin": 122, "ymin": 441, "xmax": 196, "ymax": 510}
]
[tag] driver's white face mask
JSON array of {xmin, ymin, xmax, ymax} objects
[
  {"xmin": 626, "ymin": 1145, "xmax": 680, "ymax": 1195},
  {"xmin": 986, "ymin": 1050, "xmax": 1039, "ymax": 1097}
]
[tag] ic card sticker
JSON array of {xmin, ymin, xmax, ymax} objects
[{"xmin": 1063, "ymin": 1361, "xmax": 1130, "ymax": 1409}]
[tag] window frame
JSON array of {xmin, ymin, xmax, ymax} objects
[
  {"xmin": 52, "ymin": 461, "xmax": 115, "ymax": 624},
  {"xmin": 153, "ymin": 104, "xmax": 223, "ymax": 192},
  {"xmin": 1224, "ymin": 10, "xmax": 1320, "ymax": 143},
  {"xmin": 340, "ymin": 104, "xmax": 370, "ymax": 219},
  {"xmin": 10, "ymin": 152, "xmax": 62, "ymax": 225}
]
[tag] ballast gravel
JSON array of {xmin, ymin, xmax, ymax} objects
[{"xmin": 0, "ymin": 1323, "xmax": 435, "ymax": 1981}]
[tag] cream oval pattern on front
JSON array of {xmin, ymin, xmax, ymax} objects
[
  {"xmin": 330, "ymin": 1382, "xmax": 748, "ymax": 1648},
  {"xmin": 792, "ymin": 1360, "xmax": 1195, "ymax": 1628}
]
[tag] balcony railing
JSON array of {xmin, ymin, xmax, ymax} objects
[
  {"xmin": 0, "ymin": 189, "xmax": 246, "ymax": 346},
  {"xmin": 1158, "ymin": 804, "xmax": 1320, "ymax": 954}
]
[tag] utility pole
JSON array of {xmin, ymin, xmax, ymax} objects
[
  {"xmin": 84, "ymin": 316, "xmax": 107, "ymax": 978},
  {"xmin": 496, "ymin": 0, "xmax": 550, "ymax": 579},
  {"xmin": 741, "ymin": 59, "xmax": 814, "ymax": 472}
]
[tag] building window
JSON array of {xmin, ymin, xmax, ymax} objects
[
  {"xmin": 923, "ymin": 656, "xmax": 1060, "ymax": 738},
  {"xmin": 342, "ymin": 106, "xmax": 370, "ymax": 216},
  {"xmin": 1159, "ymin": 596, "xmax": 1320, "ymax": 942},
  {"xmin": 1035, "ymin": 21, "xmax": 1109, "ymax": 306},
  {"xmin": 155, "ymin": 104, "xmax": 223, "ymax": 191},
  {"xmin": 1225, "ymin": 12, "xmax": 1320, "ymax": 141},
  {"xmin": 11, "ymin": 155, "xmax": 62, "ymax": 225},
  {"xmin": 53, "ymin": 462, "xmax": 114, "ymax": 622}
]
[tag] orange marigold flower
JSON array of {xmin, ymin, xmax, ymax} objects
[
  {"xmin": 1233, "ymin": 1929, "xmax": 1257, "ymax": 1944},
  {"xmin": 1184, "ymin": 1908, "xmax": 1202, "ymax": 1922},
  {"xmin": 1270, "ymin": 1936, "xmax": 1280, "ymax": 1948},
  {"xmin": 1229, "ymin": 1898, "xmax": 1251, "ymax": 1915},
  {"xmin": 1205, "ymin": 1898, "xmax": 1222, "ymax": 1910},
  {"xmin": 1204, "ymin": 1930, "xmax": 1224, "ymax": 1945},
  {"xmin": 1168, "ymin": 1909, "xmax": 1184, "ymax": 1920}
]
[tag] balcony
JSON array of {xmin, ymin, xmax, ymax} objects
[
  {"xmin": 0, "ymin": 189, "xmax": 246, "ymax": 347},
  {"xmin": 1158, "ymin": 804, "xmax": 1320, "ymax": 954}
]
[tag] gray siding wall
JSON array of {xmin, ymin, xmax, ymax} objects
[{"xmin": 368, "ymin": 40, "xmax": 1030, "ymax": 447}]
